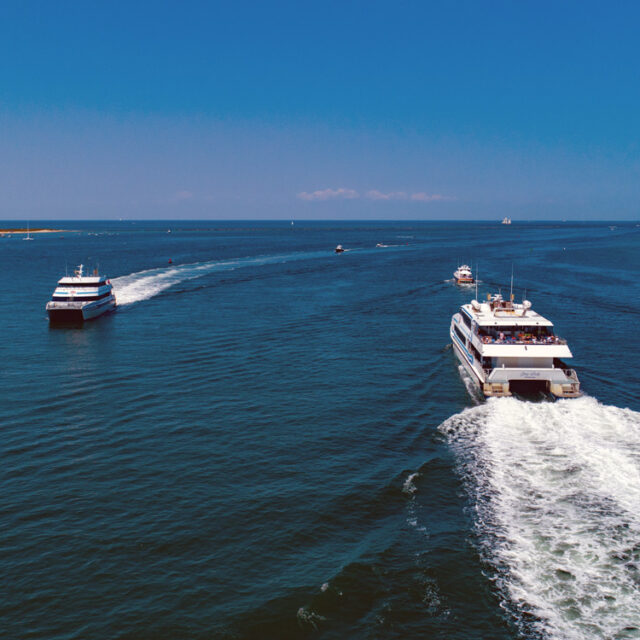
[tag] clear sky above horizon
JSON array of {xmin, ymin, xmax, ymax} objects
[{"xmin": 1, "ymin": 1, "xmax": 639, "ymax": 220}]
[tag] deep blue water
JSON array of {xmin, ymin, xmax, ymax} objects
[{"xmin": 1, "ymin": 220, "xmax": 639, "ymax": 640}]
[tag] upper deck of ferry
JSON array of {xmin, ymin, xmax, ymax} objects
[
  {"xmin": 455, "ymin": 294, "xmax": 573, "ymax": 357},
  {"xmin": 55, "ymin": 265, "xmax": 110, "ymax": 289},
  {"xmin": 56, "ymin": 277, "xmax": 107, "ymax": 286},
  {"xmin": 461, "ymin": 295, "xmax": 553, "ymax": 328}
]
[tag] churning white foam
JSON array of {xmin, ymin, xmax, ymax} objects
[
  {"xmin": 403, "ymin": 471, "xmax": 420, "ymax": 495},
  {"xmin": 441, "ymin": 396, "xmax": 640, "ymax": 640},
  {"xmin": 457, "ymin": 365, "xmax": 483, "ymax": 405},
  {"xmin": 111, "ymin": 251, "xmax": 326, "ymax": 305}
]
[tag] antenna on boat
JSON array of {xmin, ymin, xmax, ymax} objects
[
  {"xmin": 475, "ymin": 263, "xmax": 478, "ymax": 300},
  {"xmin": 510, "ymin": 264, "xmax": 514, "ymax": 301}
]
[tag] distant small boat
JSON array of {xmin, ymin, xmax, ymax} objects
[
  {"xmin": 23, "ymin": 222, "xmax": 34, "ymax": 240},
  {"xmin": 335, "ymin": 245, "xmax": 345, "ymax": 253},
  {"xmin": 453, "ymin": 264, "xmax": 474, "ymax": 284},
  {"xmin": 501, "ymin": 217, "xmax": 512, "ymax": 225}
]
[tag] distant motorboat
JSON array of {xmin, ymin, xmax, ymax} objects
[
  {"xmin": 335, "ymin": 245, "xmax": 345, "ymax": 253},
  {"xmin": 453, "ymin": 264, "xmax": 474, "ymax": 284}
]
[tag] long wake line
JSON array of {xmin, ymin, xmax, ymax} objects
[{"xmin": 111, "ymin": 250, "xmax": 331, "ymax": 305}]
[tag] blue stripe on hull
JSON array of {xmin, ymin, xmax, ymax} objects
[{"xmin": 451, "ymin": 333, "xmax": 485, "ymax": 388}]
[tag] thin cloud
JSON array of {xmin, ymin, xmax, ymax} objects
[
  {"xmin": 174, "ymin": 190, "xmax": 194, "ymax": 201},
  {"xmin": 297, "ymin": 188, "xmax": 454, "ymax": 202},
  {"xmin": 297, "ymin": 188, "xmax": 359, "ymax": 201},
  {"xmin": 410, "ymin": 192, "xmax": 454, "ymax": 202},
  {"xmin": 366, "ymin": 190, "xmax": 408, "ymax": 200}
]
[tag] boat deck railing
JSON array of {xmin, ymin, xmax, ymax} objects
[
  {"xmin": 46, "ymin": 301, "xmax": 86, "ymax": 309},
  {"xmin": 478, "ymin": 333, "xmax": 567, "ymax": 346}
]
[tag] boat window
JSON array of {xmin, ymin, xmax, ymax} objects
[
  {"xmin": 52, "ymin": 291, "xmax": 112, "ymax": 302},
  {"xmin": 469, "ymin": 341, "xmax": 481, "ymax": 361},
  {"xmin": 453, "ymin": 325, "xmax": 467, "ymax": 345},
  {"xmin": 56, "ymin": 281, "xmax": 107, "ymax": 288},
  {"xmin": 460, "ymin": 312, "xmax": 471, "ymax": 329}
]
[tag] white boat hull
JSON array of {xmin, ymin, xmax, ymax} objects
[{"xmin": 47, "ymin": 296, "xmax": 116, "ymax": 323}]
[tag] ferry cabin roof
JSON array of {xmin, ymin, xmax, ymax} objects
[
  {"xmin": 58, "ymin": 277, "xmax": 107, "ymax": 286},
  {"xmin": 460, "ymin": 303, "xmax": 554, "ymax": 327}
]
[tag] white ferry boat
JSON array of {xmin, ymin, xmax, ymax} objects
[
  {"xmin": 46, "ymin": 265, "xmax": 116, "ymax": 323},
  {"xmin": 453, "ymin": 264, "xmax": 474, "ymax": 284},
  {"xmin": 450, "ymin": 293, "xmax": 580, "ymax": 398}
]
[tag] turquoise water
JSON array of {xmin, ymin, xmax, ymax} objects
[{"xmin": 1, "ymin": 221, "xmax": 639, "ymax": 639}]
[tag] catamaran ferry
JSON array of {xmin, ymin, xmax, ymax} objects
[
  {"xmin": 46, "ymin": 265, "xmax": 116, "ymax": 323},
  {"xmin": 450, "ymin": 293, "xmax": 580, "ymax": 398}
]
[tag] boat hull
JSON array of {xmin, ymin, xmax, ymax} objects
[{"xmin": 47, "ymin": 297, "xmax": 116, "ymax": 323}]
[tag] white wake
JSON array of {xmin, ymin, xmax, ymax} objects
[
  {"xmin": 441, "ymin": 396, "xmax": 640, "ymax": 639},
  {"xmin": 111, "ymin": 251, "xmax": 327, "ymax": 305}
]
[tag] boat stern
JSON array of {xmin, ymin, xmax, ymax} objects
[
  {"xmin": 482, "ymin": 381, "xmax": 512, "ymax": 397},
  {"xmin": 46, "ymin": 302, "xmax": 85, "ymax": 323},
  {"xmin": 483, "ymin": 366, "xmax": 581, "ymax": 398}
]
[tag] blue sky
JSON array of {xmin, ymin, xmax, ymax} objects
[{"xmin": 1, "ymin": 1, "xmax": 639, "ymax": 219}]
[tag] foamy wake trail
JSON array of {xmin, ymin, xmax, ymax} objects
[
  {"xmin": 111, "ymin": 251, "xmax": 326, "ymax": 305},
  {"xmin": 441, "ymin": 396, "xmax": 640, "ymax": 640}
]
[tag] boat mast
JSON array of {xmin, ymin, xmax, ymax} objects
[
  {"xmin": 475, "ymin": 264, "xmax": 478, "ymax": 300},
  {"xmin": 510, "ymin": 264, "xmax": 514, "ymax": 301}
]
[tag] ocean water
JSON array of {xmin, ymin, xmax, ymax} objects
[{"xmin": 1, "ymin": 220, "xmax": 639, "ymax": 640}]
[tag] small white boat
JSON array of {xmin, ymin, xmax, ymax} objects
[
  {"xmin": 453, "ymin": 264, "xmax": 474, "ymax": 284},
  {"xmin": 23, "ymin": 222, "xmax": 34, "ymax": 240},
  {"xmin": 501, "ymin": 217, "xmax": 512, "ymax": 225},
  {"xmin": 335, "ymin": 245, "xmax": 345, "ymax": 253},
  {"xmin": 46, "ymin": 264, "xmax": 116, "ymax": 323}
]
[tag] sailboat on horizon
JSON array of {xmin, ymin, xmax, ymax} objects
[{"xmin": 23, "ymin": 222, "xmax": 34, "ymax": 240}]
